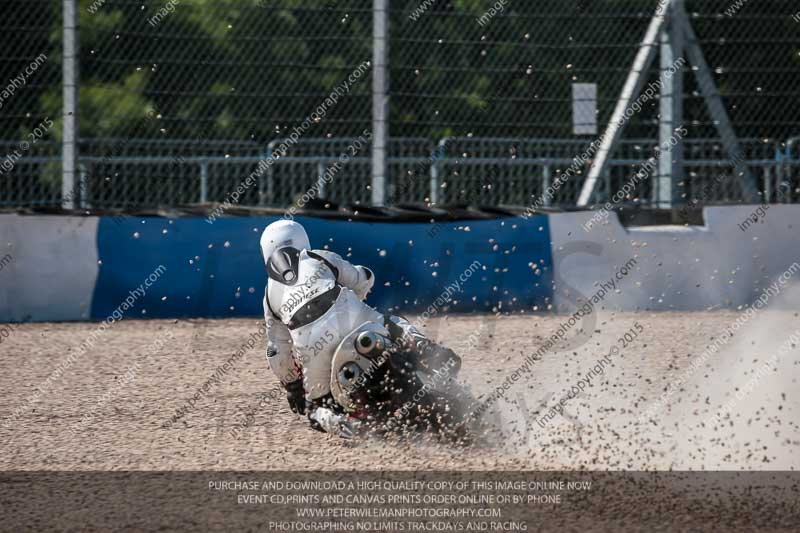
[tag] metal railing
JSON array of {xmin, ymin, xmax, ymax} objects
[{"xmin": 6, "ymin": 136, "xmax": 794, "ymax": 210}]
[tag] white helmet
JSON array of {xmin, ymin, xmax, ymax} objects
[{"xmin": 260, "ymin": 220, "xmax": 310, "ymax": 264}]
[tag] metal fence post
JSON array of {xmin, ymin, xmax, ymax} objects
[
  {"xmin": 62, "ymin": 0, "xmax": 79, "ymax": 210},
  {"xmin": 764, "ymin": 165, "xmax": 772, "ymax": 203},
  {"xmin": 371, "ymin": 0, "xmax": 389, "ymax": 206},
  {"xmin": 429, "ymin": 138, "xmax": 449, "ymax": 205},
  {"xmin": 79, "ymin": 163, "xmax": 89, "ymax": 208},
  {"xmin": 430, "ymin": 159, "xmax": 439, "ymax": 205},
  {"xmin": 199, "ymin": 161, "xmax": 208, "ymax": 203},
  {"xmin": 542, "ymin": 164, "xmax": 551, "ymax": 207},
  {"xmin": 266, "ymin": 164, "xmax": 274, "ymax": 206},
  {"xmin": 317, "ymin": 161, "xmax": 327, "ymax": 199},
  {"xmin": 657, "ymin": 0, "xmax": 685, "ymax": 209}
]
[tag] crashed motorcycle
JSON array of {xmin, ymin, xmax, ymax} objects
[{"xmin": 319, "ymin": 320, "xmax": 499, "ymax": 444}]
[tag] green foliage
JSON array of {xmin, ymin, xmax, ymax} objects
[{"xmin": 2, "ymin": 0, "xmax": 798, "ymax": 146}]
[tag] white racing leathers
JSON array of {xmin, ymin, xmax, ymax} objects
[{"xmin": 263, "ymin": 248, "xmax": 379, "ymax": 401}]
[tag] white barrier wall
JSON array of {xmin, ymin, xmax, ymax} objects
[
  {"xmin": 549, "ymin": 205, "xmax": 800, "ymax": 311},
  {"xmin": 0, "ymin": 215, "xmax": 99, "ymax": 322}
]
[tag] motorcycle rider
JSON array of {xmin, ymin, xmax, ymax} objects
[{"xmin": 260, "ymin": 219, "xmax": 457, "ymax": 438}]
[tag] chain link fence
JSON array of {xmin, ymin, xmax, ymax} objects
[
  {"xmin": 1, "ymin": 0, "xmax": 799, "ymax": 210},
  {"xmin": 0, "ymin": 0, "xmax": 62, "ymax": 207}
]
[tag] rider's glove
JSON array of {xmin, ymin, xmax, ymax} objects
[
  {"xmin": 309, "ymin": 407, "xmax": 357, "ymax": 439},
  {"xmin": 285, "ymin": 380, "xmax": 306, "ymax": 415}
]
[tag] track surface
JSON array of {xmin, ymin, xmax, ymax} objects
[{"xmin": 1, "ymin": 311, "xmax": 799, "ymax": 471}]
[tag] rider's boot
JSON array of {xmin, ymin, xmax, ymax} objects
[{"xmin": 383, "ymin": 315, "xmax": 462, "ymax": 375}]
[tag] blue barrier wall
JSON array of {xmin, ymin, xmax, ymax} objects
[
  {"xmin": 91, "ymin": 215, "xmax": 554, "ymax": 320},
  {"xmin": 5, "ymin": 206, "xmax": 799, "ymax": 322}
]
